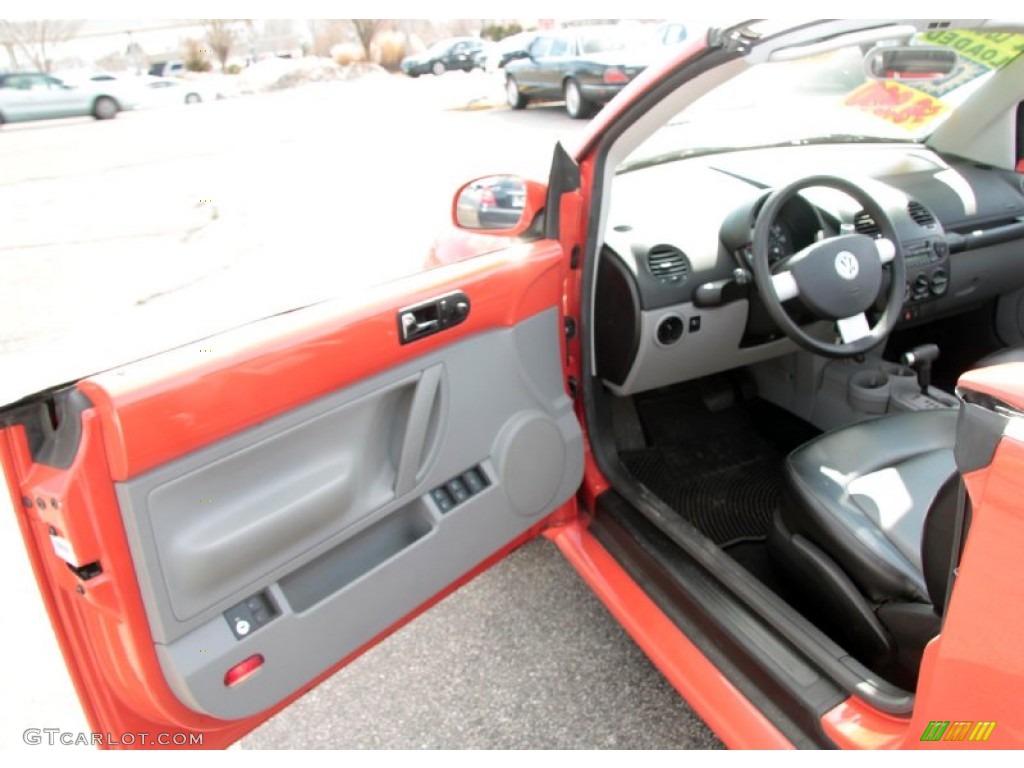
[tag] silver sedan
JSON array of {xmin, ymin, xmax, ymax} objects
[{"xmin": 0, "ymin": 72, "xmax": 135, "ymax": 125}]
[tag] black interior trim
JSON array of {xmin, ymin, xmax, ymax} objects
[
  {"xmin": 594, "ymin": 248, "xmax": 641, "ymax": 385},
  {"xmin": 544, "ymin": 141, "xmax": 580, "ymax": 241},
  {"xmin": 0, "ymin": 386, "xmax": 92, "ymax": 469}
]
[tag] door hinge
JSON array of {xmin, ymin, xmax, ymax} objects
[
  {"xmin": 570, "ymin": 245, "xmax": 580, "ymax": 270},
  {"xmin": 564, "ymin": 316, "xmax": 577, "ymax": 340}
]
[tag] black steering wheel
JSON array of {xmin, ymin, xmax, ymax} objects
[{"xmin": 751, "ymin": 175, "xmax": 906, "ymax": 358}]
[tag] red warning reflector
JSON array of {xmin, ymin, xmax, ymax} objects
[{"xmin": 224, "ymin": 654, "xmax": 264, "ymax": 687}]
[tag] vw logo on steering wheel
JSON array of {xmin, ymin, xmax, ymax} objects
[{"xmin": 834, "ymin": 251, "xmax": 859, "ymax": 280}]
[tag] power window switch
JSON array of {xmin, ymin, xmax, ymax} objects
[
  {"xmin": 462, "ymin": 468, "xmax": 487, "ymax": 495},
  {"xmin": 446, "ymin": 478, "xmax": 470, "ymax": 503},
  {"xmin": 431, "ymin": 487, "xmax": 455, "ymax": 512}
]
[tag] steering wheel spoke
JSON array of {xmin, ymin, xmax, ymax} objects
[
  {"xmin": 836, "ymin": 313, "xmax": 871, "ymax": 343},
  {"xmin": 876, "ymin": 237, "xmax": 896, "ymax": 264},
  {"xmin": 771, "ymin": 270, "xmax": 800, "ymax": 301}
]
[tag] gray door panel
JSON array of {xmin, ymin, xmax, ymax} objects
[{"xmin": 114, "ymin": 308, "xmax": 583, "ymax": 720}]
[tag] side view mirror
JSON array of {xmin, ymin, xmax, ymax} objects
[
  {"xmin": 452, "ymin": 175, "xmax": 546, "ymax": 237},
  {"xmin": 506, "ymin": 50, "xmax": 530, "ymax": 62},
  {"xmin": 864, "ymin": 45, "xmax": 958, "ymax": 81}
]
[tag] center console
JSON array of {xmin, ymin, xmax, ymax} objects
[
  {"xmin": 750, "ymin": 345, "xmax": 960, "ymax": 433},
  {"xmin": 842, "ymin": 361, "xmax": 960, "ymax": 415}
]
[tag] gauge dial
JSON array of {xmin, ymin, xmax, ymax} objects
[{"xmin": 769, "ymin": 222, "xmax": 791, "ymax": 261}]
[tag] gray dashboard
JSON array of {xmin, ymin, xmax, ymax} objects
[{"xmin": 596, "ymin": 143, "xmax": 1024, "ymax": 395}]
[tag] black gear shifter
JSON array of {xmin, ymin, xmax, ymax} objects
[{"xmin": 901, "ymin": 344, "xmax": 940, "ymax": 391}]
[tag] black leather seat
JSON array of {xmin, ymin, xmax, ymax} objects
[{"xmin": 770, "ymin": 409, "xmax": 963, "ymax": 687}]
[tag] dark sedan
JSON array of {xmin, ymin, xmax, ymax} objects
[
  {"xmin": 400, "ymin": 37, "xmax": 485, "ymax": 77},
  {"xmin": 503, "ymin": 26, "xmax": 649, "ymax": 118}
]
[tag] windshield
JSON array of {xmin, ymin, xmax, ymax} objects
[{"xmin": 621, "ymin": 28, "xmax": 1024, "ymax": 170}]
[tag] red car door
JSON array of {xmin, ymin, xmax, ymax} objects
[{"xmin": 0, "ymin": 242, "xmax": 583, "ymax": 748}]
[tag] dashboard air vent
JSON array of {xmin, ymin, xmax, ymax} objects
[
  {"xmin": 646, "ymin": 245, "xmax": 690, "ymax": 283},
  {"xmin": 907, "ymin": 200, "xmax": 937, "ymax": 227},
  {"xmin": 853, "ymin": 211, "xmax": 880, "ymax": 236}
]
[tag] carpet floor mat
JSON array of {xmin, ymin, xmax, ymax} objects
[{"xmin": 620, "ymin": 384, "xmax": 819, "ymax": 547}]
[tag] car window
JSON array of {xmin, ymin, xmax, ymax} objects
[
  {"xmin": 549, "ymin": 37, "xmax": 570, "ymax": 57},
  {"xmin": 529, "ymin": 37, "xmax": 552, "ymax": 58},
  {"xmin": 25, "ymin": 74, "xmax": 52, "ymax": 90}
]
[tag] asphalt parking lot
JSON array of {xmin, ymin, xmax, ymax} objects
[{"xmin": 1, "ymin": 70, "xmax": 720, "ymax": 750}]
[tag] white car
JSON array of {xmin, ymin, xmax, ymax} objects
[
  {"xmin": 139, "ymin": 77, "xmax": 209, "ymax": 108},
  {"xmin": 0, "ymin": 71, "xmax": 137, "ymax": 125}
]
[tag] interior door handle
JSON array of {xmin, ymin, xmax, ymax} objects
[
  {"xmin": 397, "ymin": 291, "xmax": 470, "ymax": 344},
  {"xmin": 400, "ymin": 313, "xmax": 438, "ymax": 340}
]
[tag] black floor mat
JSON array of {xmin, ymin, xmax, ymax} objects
[{"xmin": 620, "ymin": 383, "xmax": 818, "ymax": 548}]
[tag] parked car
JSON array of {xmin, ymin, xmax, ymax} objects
[
  {"xmin": 139, "ymin": 77, "xmax": 208, "ymax": 108},
  {"xmin": 454, "ymin": 175, "xmax": 527, "ymax": 229},
  {"xmin": 503, "ymin": 25, "xmax": 651, "ymax": 118},
  {"xmin": 5, "ymin": 20, "xmax": 1024, "ymax": 750},
  {"xmin": 400, "ymin": 37, "xmax": 485, "ymax": 77},
  {"xmin": 0, "ymin": 72, "xmax": 134, "ymax": 125},
  {"xmin": 148, "ymin": 60, "xmax": 186, "ymax": 78},
  {"xmin": 477, "ymin": 31, "xmax": 540, "ymax": 72}
]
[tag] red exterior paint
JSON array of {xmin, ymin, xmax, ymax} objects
[
  {"xmin": 903, "ymin": 371, "xmax": 1024, "ymax": 749},
  {"xmin": 4, "ymin": 241, "xmax": 577, "ymax": 748},
  {"xmin": 820, "ymin": 697, "xmax": 909, "ymax": 749},
  {"xmin": 81, "ymin": 242, "xmax": 568, "ymax": 481},
  {"xmin": 546, "ymin": 521, "xmax": 794, "ymax": 749}
]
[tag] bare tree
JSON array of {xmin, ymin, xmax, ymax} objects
[
  {"xmin": 201, "ymin": 19, "xmax": 247, "ymax": 71},
  {"xmin": 308, "ymin": 20, "xmax": 348, "ymax": 57},
  {"xmin": 0, "ymin": 19, "xmax": 84, "ymax": 72},
  {"xmin": 349, "ymin": 20, "xmax": 387, "ymax": 61}
]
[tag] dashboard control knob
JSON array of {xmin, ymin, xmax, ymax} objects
[{"xmin": 913, "ymin": 274, "xmax": 930, "ymax": 298}]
